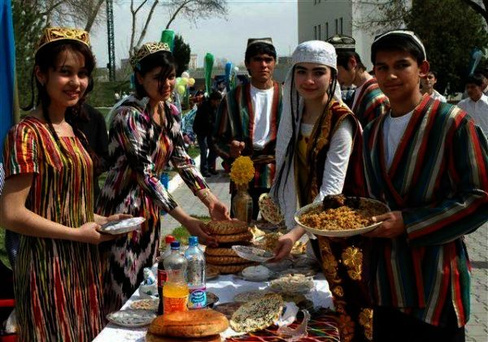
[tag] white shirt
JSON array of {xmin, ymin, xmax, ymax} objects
[
  {"xmin": 250, "ymin": 84, "xmax": 274, "ymax": 150},
  {"xmin": 383, "ymin": 110, "xmax": 414, "ymax": 169},
  {"xmin": 457, "ymin": 94, "xmax": 488, "ymax": 137},
  {"xmin": 429, "ymin": 89, "xmax": 447, "ymax": 103},
  {"xmin": 351, "ymin": 83, "xmax": 365, "ymax": 110},
  {"xmin": 312, "ymin": 118, "xmax": 354, "ymax": 202}
]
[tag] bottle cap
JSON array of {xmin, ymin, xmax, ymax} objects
[
  {"xmin": 166, "ymin": 235, "xmax": 175, "ymax": 244},
  {"xmin": 188, "ymin": 236, "xmax": 198, "ymax": 246},
  {"xmin": 170, "ymin": 241, "xmax": 180, "ymax": 249}
]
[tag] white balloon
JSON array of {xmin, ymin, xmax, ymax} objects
[
  {"xmin": 234, "ymin": 66, "xmax": 239, "ymax": 72},
  {"xmin": 181, "ymin": 71, "xmax": 190, "ymax": 78}
]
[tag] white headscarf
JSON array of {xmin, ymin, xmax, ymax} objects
[{"xmin": 271, "ymin": 41, "xmax": 342, "ymax": 229}]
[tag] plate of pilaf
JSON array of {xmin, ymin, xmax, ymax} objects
[{"xmin": 294, "ymin": 195, "xmax": 389, "ymax": 237}]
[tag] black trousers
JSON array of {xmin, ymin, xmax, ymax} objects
[{"xmin": 373, "ymin": 306, "xmax": 465, "ymax": 342}]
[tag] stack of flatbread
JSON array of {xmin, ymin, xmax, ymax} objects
[{"xmin": 205, "ymin": 220, "xmax": 257, "ymax": 274}]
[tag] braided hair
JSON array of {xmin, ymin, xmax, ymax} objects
[{"xmin": 272, "ymin": 65, "xmax": 338, "ymax": 205}]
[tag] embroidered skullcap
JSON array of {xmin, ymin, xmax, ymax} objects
[
  {"xmin": 247, "ymin": 37, "xmax": 274, "ymax": 48},
  {"xmin": 36, "ymin": 27, "xmax": 90, "ymax": 55},
  {"xmin": 292, "ymin": 40, "xmax": 337, "ymax": 72},
  {"xmin": 327, "ymin": 35, "xmax": 355, "ymax": 52},
  {"xmin": 130, "ymin": 42, "xmax": 171, "ymax": 70},
  {"xmin": 372, "ymin": 30, "xmax": 427, "ymax": 62}
]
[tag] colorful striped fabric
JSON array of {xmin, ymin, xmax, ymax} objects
[
  {"xmin": 213, "ymin": 82, "xmax": 282, "ymax": 189},
  {"xmin": 3, "ymin": 117, "xmax": 103, "ymax": 341},
  {"xmin": 351, "ymin": 78, "xmax": 389, "ymax": 127},
  {"xmin": 96, "ymin": 95, "xmax": 208, "ymax": 315},
  {"xmin": 363, "ymin": 95, "xmax": 488, "ymax": 327}
]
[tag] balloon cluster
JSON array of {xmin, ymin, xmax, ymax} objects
[{"xmin": 175, "ymin": 71, "xmax": 196, "ymax": 95}]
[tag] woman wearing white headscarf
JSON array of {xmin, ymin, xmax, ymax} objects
[{"xmin": 270, "ymin": 41, "xmax": 371, "ymax": 341}]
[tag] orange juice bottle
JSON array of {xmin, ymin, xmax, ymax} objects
[{"xmin": 163, "ymin": 241, "xmax": 189, "ymax": 314}]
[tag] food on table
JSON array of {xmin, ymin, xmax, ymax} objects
[
  {"xmin": 299, "ymin": 195, "xmax": 388, "ymax": 231},
  {"xmin": 148, "ymin": 309, "xmax": 229, "ymax": 338},
  {"xmin": 214, "ymin": 231, "xmax": 253, "ymax": 244},
  {"xmin": 210, "ymin": 263, "xmax": 256, "ymax": 274},
  {"xmin": 205, "ymin": 221, "xmax": 255, "ymax": 274},
  {"xmin": 213, "ymin": 302, "xmax": 243, "ymax": 320},
  {"xmin": 130, "ymin": 298, "xmax": 159, "ymax": 311},
  {"xmin": 206, "ymin": 255, "xmax": 252, "ymax": 265},
  {"xmin": 258, "ymin": 193, "xmax": 284, "ymax": 224},
  {"xmin": 254, "ymin": 232, "xmax": 307, "ymax": 255},
  {"xmin": 206, "ymin": 220, "xmax": 249, "ymax": 235},
  {"xmin": 232, "ymin": 245, "xmax": 274, "ymax": 263},
  {"xmin": 241, "ymin": 265, "xmax": 272, "ymax": 281},
  {"xmin": 106, "ymin": 309, "xmax": 156, "ymax": 327},
  {"xmin": 233, "ymin": 290, "xmax": 272, "ymax": 303},
  {"xmin": 205, "ymin": 247, "xmax": 239, "ymax": 257},
  {"xmin": 230, "ymin": 293, "xmax": 284, "ymax": 333},
  {"xmin": 270, "ymin": 274, "xmax": 314, "ymax": 294},
  {"xmin": 206, "ymin": 264, "xmax": 220, "ymax": 280},
  {"xmin": 145, "ymin": 333, "xmax": 222, "ymax": 342}
]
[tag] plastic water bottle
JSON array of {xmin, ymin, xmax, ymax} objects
[
  {"xmin": 158, "ymin": 235, "xmax": 175, "ymax": 315},
  {"xmin": 163, "ymin": 241, "xmax": 189, "ymax": 314},
  {"xmin": 184, "ymin": 236, "xmax": 207, "ymax": 309}
]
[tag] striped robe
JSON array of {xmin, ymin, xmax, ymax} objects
[
  {"xmin": 213, "ymin": 82, "xmax": 282, "ymax": 189},
  {"xmin": 352, "ymin": 78, "xmax": 389, "ymax": 127},
  {"xmin": 363, "ymin": 95, "xmax": 488, "ymax": 327},
  {"xmin": 97, "ymin": 95, "xmax": 208, "ymax": 315}
]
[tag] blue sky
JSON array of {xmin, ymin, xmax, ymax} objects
[{"xmin": 90, "ymin": 0, "xmax": 298, "ymax": 69}]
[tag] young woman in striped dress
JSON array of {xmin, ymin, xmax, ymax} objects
[
  {"xmin": 97, "ymin": 42, "xmax": 229, "ymax": 315},
  {"xmin": 0, "ymin": 27, "xmax": 128, "ymax": 341}
]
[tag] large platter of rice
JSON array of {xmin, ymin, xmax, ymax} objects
[{"xmin": 294, "ymin": 197, "xmax": 389, "ymax": 237}]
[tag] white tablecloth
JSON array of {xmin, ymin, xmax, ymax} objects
[{"xmin": 93, "ymin": 274, "xmax": 332, "ymax": 342}]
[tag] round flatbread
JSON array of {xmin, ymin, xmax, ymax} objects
[
  {"xmin": 146, "ymin": 332, "xmax": 222, "ymax": 342},
  {"xmin": 205, "ymin": 255, "xmax": 250, "ymax": 265},
  {"xmin": 206, "ymin": 220, "xmax": 249, "ymax": 235},
  {"xmin": 258, "ymin": 194, "xmax": 283, "ymax": 225},
  {"xmin": 204, "ymin": 247, "xmax": 238, "ymax": 257},
  {"xmin": 233, "ymin": 290, "xmax": 272, "ymax": 303},
  {"xmin": 213, "ymin": 302, "xmax": 242, "ymax": 320},
  {"xmin": 214, "ymin": 232, "xmax": 253, "ymax": 244},
  {"xmin": 207, "ymin": 263, "xmax": 255, "ymax": 274},
  {"xmin": 230, "ymin": 293, "xmax": 284, "ymax": 333},
  {"xmin": 206, "ymin": 264, "xmax": 220, "ymax": 280}
]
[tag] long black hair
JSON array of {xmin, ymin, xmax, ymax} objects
[
  {"xmin": 133, "ymin": 50, "xmax": 177, "ymax": 131},
  {"xmin": 272, "ymin": 65, "xmax": 338, "ymax": 205},
  {"xmin": 23, "ymin": 40, "xmax": 96, "ymax": 151}
]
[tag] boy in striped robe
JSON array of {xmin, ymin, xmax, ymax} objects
[
  {"xmin": 213, "ymin": 38, "xmax": 282, "ymax": 219},
  {"xmin": 327, "ymin": 35, "xmax": 390, "ymax": 127},
  {"xmin": 363, "ymin": 30, "xmax": 488, "ymax": 341}
]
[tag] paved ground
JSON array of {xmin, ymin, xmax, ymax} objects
[{"xmin": 163, "ymin": 157, "xmax": 487, "ymax": 341}]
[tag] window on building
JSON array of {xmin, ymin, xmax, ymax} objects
[
  {"xmin": 318, "ymin": 24, "xmax": 321, "ymax": 40},
  {"xmin": 340, "ymin": 17, "xmax": 343, "ymax": 34},
  {"xmin": 314, "ymin": 25, "xmax": 317, "ymax": 39},
  {"xmin": 335, "ymin": 19, "xmax": 338, "ymax": 34},
  {"xmin": 325, "ymin": 22, "xmax": 329, "ymax": 39}
]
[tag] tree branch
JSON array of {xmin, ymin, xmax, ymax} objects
[
  {"xmin": 84, "ymin": 0, "xmax": 105, "ymax": 32},
  {"xmin": 136, "ymin": 0, "xmax": 160, "ymax": 48},
  {"xmin": 165, "ymin": 0, "xmax": 193, "ymax": 29},
  {"xmin": 459, "ymin": 0, "xmax": 488, "ymax": 24}
]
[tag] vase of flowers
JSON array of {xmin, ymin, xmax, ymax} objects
[{"xmin": 230, "ymin": 156, "xmax": 255, "ymax": 223}]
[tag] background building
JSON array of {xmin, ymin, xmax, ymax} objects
[{"xmin": 298, "ymin": 0, "xmax": 411, "ymax": 70}]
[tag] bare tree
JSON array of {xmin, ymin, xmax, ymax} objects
[
  {"xmin": 20, "ymin": 0, "xmax": 106, "ymax": 33},
  {"xmin": 128, "ymin": 0, "xmax": 228, "ymax": 56}
]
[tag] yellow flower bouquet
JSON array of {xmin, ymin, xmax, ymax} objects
[{"xmin": 230, "ymin": 156, "xmax": 255, "ymax": 186}]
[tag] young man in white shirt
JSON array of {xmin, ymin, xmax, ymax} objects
[
  {"xmin": 420, "ymin": 71, "xmax": 447, "ymax": 102},
  {"xmin": 457, "ymin": 73, "xmax": 488, "ymax": 137},
  {"xmin": 213, "ymin": 38, "xmax": 282, "ymax": 219}
]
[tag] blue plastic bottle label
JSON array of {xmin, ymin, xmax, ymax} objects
[{"xmin": 188, "ymin": 286, "xmax": 207, "ymax": 309}]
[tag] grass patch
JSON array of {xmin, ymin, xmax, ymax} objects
[{"xmin": 168, "ymin": 216, "xmax": 210, "ymax": 245}]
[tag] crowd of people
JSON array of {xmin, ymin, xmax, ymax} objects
[{"xmin": 0, "ymin": 25, "xmax": 487, "ymax": 342}]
